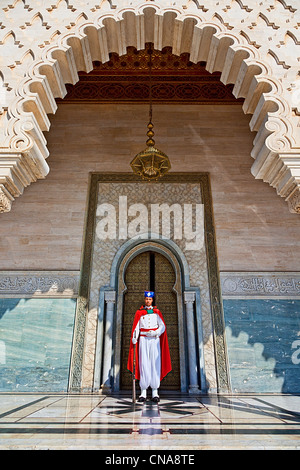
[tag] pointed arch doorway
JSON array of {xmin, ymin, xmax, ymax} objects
[{"xmin": 120, "ymin": 250, "xmax": 180, "ymax": 391}]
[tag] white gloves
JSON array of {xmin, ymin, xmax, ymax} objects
[{"xmin": 132, "ymin": 330, "xmax": 160, "ymax": 342}]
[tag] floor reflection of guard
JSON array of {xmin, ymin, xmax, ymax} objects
[{"xmin": 127, "ymin": 291, "xmax": 172, "ymax": 402}]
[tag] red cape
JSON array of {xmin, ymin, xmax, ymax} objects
[{"xmin": 127, "ymin": 306, "xmax": 172, "ymax": 381}]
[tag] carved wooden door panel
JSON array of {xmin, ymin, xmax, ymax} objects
[
  {"xmin": 121, "ymin": 251, "xmax": 180, "ymax": 390},
  {"xmin": 154, "ymin": 252, "xmax": 180, "ymax": 390},
  {"xmin": 121, "ymin": 251, "xmax": 150, "ymax": 390}
]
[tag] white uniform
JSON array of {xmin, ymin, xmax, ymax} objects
[{"xmin": 132, "ymin": 307, "xmax": 165, "ymax": 393}]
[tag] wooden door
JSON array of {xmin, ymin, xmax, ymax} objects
[{"xmin": 120, "ymin": 251, "xmax": 180, "ymax": 390}]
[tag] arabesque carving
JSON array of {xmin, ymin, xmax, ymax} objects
[{"xmin": 0, "ymin": 0, "xmax": 299, "ymax": 212}]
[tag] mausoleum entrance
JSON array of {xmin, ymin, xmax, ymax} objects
[{"xmin": 120, "ymin": 251, "xmax": 181, "ymax": 391}]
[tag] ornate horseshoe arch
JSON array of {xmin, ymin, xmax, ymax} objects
[
  {"xmin": 0, "ymin": 0, "xmax": 299, "ymax": 213},
  {"xmin": 114, "ymin": 241, "xmax": 188, "ymax": 393}
]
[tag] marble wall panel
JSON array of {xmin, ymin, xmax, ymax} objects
[{"xmin": 0, "ymin": 298, "xmax": 76, "ymax": 392}]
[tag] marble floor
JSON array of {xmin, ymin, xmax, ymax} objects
[{"xmin": 0, "ymin": 393, "xmax": 300, "ymax": 450}]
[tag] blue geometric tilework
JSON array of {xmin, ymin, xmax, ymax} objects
[
  {"xmin": 223, "ymin": 299, "xmax": 300, "ymax": 393},
  {"xmin": 0, "ymin": 298, "xmax": 76, "ymax": 392}
]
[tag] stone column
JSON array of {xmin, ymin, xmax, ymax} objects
[
  {"xmin": 184, "ymin": 291, "xmax": 200, "ymax": 394},
  {"xmin": 101, "ymin": 291, "xmax": 116, "ymax": 393}
]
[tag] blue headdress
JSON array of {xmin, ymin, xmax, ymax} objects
[{"xmin": 144, "ymin": 291, "xmax": 155, "ymax": 298}]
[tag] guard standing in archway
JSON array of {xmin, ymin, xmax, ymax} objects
[{"xmin": 127, "ymin": 291, "xmax": 172, "ymax": 402}]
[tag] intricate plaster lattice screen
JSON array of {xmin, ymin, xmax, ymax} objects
[{"xmin": 0, "ymin": 0, "xmax": 299, "ymax": 212}]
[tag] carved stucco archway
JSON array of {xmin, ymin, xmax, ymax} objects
[
  {"xmin": 92, "ymin": 238, "xmax": 208, "ymax": 393},
  {"xmin": 0, "ymin": 0, "xmax": 299, "ymax": 212}
]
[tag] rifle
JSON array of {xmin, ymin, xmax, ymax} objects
[{"xmin": 132, "ymin": 330, "xmax": 136, "ymax": 403}]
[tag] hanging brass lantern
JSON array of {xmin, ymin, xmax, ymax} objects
[{"xmin": 130, "ymin": 44, "xmax": 171, "ymax": 181}]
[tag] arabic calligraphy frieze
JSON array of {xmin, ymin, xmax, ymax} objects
[{"xmin": 221, "ymin": 273, "xmax": 300, "ymax": 297}]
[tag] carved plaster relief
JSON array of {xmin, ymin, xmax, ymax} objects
[
  {"xmin": 84, "ymin": 179, "xmax": 217, "ymax": 391},
  {"xmin": 0, "ymin": 0, "xmax": 299, "ymax": 212},
  {"xmin": 69, "ymin": 173, "xmax": 229, "ymax": 394}
]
